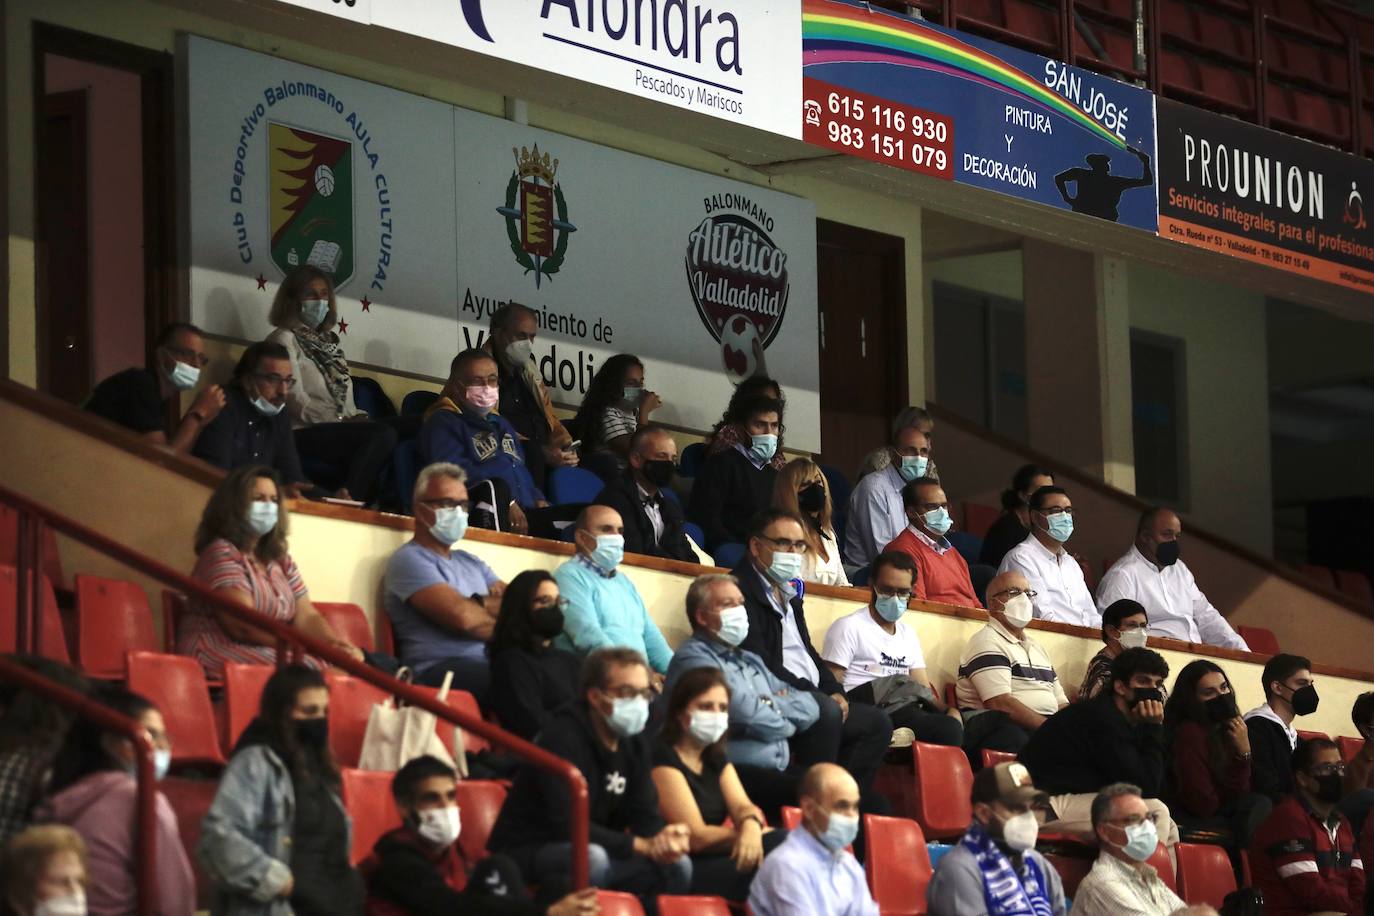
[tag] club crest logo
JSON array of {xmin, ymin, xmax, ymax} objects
[
  {"xmin": 268, "ymin": 124, "xmax": 354, "ymax": 285},
  {"xmin": 685, "ymin": 198, "xmax": 791, "ymax": 381},
  {"xmin": 496, "ymin": 144, "xmax": 577, "ymax": 289}
]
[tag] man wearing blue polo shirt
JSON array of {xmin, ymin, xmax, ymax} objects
[{"xmin": 384, "ymin": 462, "xmax": 506, "ymax": 700}]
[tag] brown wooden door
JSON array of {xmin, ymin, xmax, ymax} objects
[
  {"xmin": 37, "ymin": 89, "xmax": 91, "ymax": 403},
  {"xmin": 816, "ymin": 220, "xmax": 908, "ymax": 480}
]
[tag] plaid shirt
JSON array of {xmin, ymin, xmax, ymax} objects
[{"xmin": 0, "ymin": 747, "xmax": 49, "ymax": 845}]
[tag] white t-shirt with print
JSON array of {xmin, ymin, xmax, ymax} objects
[{"xmin": 821, "ymin": 605, "xmax": 926, "ymax": 692}]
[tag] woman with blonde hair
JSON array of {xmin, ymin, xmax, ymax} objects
[
  {"xmin": 771, "ymin": 459, "xmax": 850, "ymax": 587},
  {"xmin": 264, "ymin": 265, "xmax": 397, "ymax": 505},
  {"xmin": 175, "ymin": 465, "xmax": 363, "ymax": 681},
  {"xmin": 2, "ymin": 824, "xmax": 87, "ymax": 916}
]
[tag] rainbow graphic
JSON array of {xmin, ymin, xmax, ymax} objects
[{"xmin": 803, "ymin": 0, "xmax": 1129, "ymax": 150}]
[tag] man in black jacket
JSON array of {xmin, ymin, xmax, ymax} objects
[
  {"xmin": 1019, "ymin": 647, "xmax": 1179, "ymax": 848},
  {"xmin": 732, "ymin": 508, "xmax": 893, "ymax": 803},
  {"xmin": 488, "ymin": 647, "xmax": 691, "ymax": 906},
  {"xmin": 593, "ymin": 426, "xmax": 696, "ymax": 563},
  {"xmin": 688, "ymin": 395, "xmax": 781, "ymax": 551},
  {"xmin": 1242, "ymin": 652, "xmax": 1316, "ymax": 802}
]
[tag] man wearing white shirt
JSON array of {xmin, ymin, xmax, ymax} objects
[
  {"xmin": 996, "ymin": 486, "xmax": 1099, "ymax": 628},
  {"xmin": 843, "ymin": 427, "xmax": 932, "ymax": 571},
  {"xmin": 1096, "ymin": 508, "xmax": 1248, "ymax": 651}
]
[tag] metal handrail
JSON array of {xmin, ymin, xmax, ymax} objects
[
  {"xmin": 0, "ymin": 656, "xmax": 159, "ymax": 914},
  {"xmin": 0, "ymin": 483, "xmax": 591, "ymax": 898}
]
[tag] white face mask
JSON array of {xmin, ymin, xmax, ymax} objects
[
  {"xmin": 1000, "ymin": 593, "xmax": 1034, "ymax": 629},
  {"xmin": 505, "ymin": 339, "xmax": 533, "ymax": 365},
  {"xmin": 416, "ymin": 804, "xmax": 462, "ymax": 848},
  {"xmin": 1000, "ymin": 811, "xmax": 1039, "ymax": 851},
  {"xmin": 34, "ymin": 893, "xmax": 87, "ymax": 916},
  {"xmin": 1118, "ymin": 627, "xmax": 1149, "ymax": 650},
  {"xmin": 688, "ymin": 710, "xmax": 730, "ymax": 746}
]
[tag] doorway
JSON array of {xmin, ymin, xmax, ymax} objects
[
  {"xmin": 33, "ymin": 26, "xmax": 175, "ymax": 404},
  {"xmin": 816, "ymin": 220, "xmax": 908, "ymax": 480}
]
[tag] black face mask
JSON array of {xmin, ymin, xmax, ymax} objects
[
  {"xmin": 641, "ymin": 459, "xmax": 676, "ymax": 488},
  {"xmin": 1289, "ymin": 684, "xmax": 1320, "ymax": 717},
  {"xmin": 798, "ymin": 482, "xmax": 826, "ymax": 513},
  {"xmin": 1155, "ymin": 540, "xmax": 1180, "ymax": 567},
  {"xmin": 1129, "ymin": 686, "xmax": 1165, "ymax": 707},
  {"xmin": 1309, "ymin": 772, "xmax": 1344, "ymax": 803},
  {"xmin": 295, "ymin": 717, "xmax": 329, "ymax": 749},
  {"xmin": 1204, "ymin": 692, "xmax": 1239, "ymax": 723},
  {"xmin": 531, "ymin": 604, "xmax": 565, "ymax": 639}
]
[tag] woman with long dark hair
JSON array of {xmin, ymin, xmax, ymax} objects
[
  {"xmin": 200, "ymin": 665, "xmax": 362, "ymax": 915},
  {"xmin": 979, "ymin": 464, "xmax": 1055, "ymax": 568},
  {"xmin": 652, "ymin": 667, "xmax": 785, "ymax": 902},
  {"xmin": 571, "ymin": 354, "xmax": 662, "ymax": 473},
  {"xmin": 1163, "ymin": 660, "xmax": 1271, "ymax": 849},
  {"xmin": 487, "ymin": 571, "xmax": 582, "ymax": 741}
]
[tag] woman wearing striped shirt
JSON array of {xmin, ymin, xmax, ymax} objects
[{"xmin": 176, "ymin": 465, "xmax": 362, "ymax": 681}]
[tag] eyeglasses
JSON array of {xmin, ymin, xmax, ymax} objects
[
  {"xmin": 874, "ymin": 587, "xmax": 914, "ymax": 600},
  {"xmin": 761, "ymin": 536, "xmax": 807, "ymax": 552},
  {"xmin": 254, "ymin": 372, "xmax": 296, "ymax": 389},
  {"xmin": 1308, "ymin": 763, "xmax": 1346, "ymax": 777},
  {"xmin": 1105, "ymin": 813, "xmax": 1158, "ymax": 828},
  {"xmin": 992, "ymin": 587, "xmax": 1038, "ymax": 600},
  {"xmin": 601, "ymin": 686, "xmax": 655, "ymax": 702},
  {"xmin": 913, "ymin": 502, "xmax": 948, "ymax": 512},
  {"xmin": 419, "ymin": 498, "xmax": 471, "ymax": 511},
  {"xmin": 1038, "ymin": 506, "xmax": 1074, "ymax": 516},
  {"xmin": 460, "ymin": 374, "xmax": 500, "ymax": 387},
  {"xmin": 165, "ymin": 345, "xmax": 209, "ymax": 368},
  {"xmin": 534, "ymin": 597, "xmax": 571, "ymax": 613}
]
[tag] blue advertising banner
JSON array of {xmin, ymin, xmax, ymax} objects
[{"xmin": 802, "ymin": 0, "xmax": 1159, "ymax": 231}]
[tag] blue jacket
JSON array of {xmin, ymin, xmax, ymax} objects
[
  {"xmin": 419, "ymin": 401, "xmax": 544, "ymax": 508},
  {"xmin": 666, "ymin": 633, "xmax": 820, "ymax": 771},
  {"xmin": 553, "ymin": 556, "xmax": 673, "ymax": 674}
]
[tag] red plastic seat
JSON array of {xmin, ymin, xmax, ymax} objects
[
  {"xmin": 1236, "ymin": 626, "xmax": 1280, "ymax": 655},
  {"xmin": 0, "ymin": 565, "xmax": 70, "ymax": 663},
  {"xmin": 162, "ymin": 590, "xmax": 188, "ymax": 654},
  {"xmin": 126, "ymin": 651, "xmax": 225, "ymax": 767},
  {"xmin": 1297, "ymin": 729, "xmax": 1331, "ymax": 743},
  {"xmin": 911, "ymin": 742, "xmax": 974, "ymax": 839},
  {"xmin": 864, "ymin": 814, "xmax": 932, "ymax": 915},
  {"xmin": 1175, "ymin": 841, "xmax": 1237, "ymax": 909},
  {"xmin": 962, "ymin": 504, "xmax": 1001, "ymax": 540},
  {"xmin": 1146, "ymin": 841, "xmax": 1177, "ymax": 891},
  {"xmin": 455, "ymin": 779, "xmax": 508, "ymax": 862},
  {"xmin": 222, "ymin": 663, "xmax": 273, "ymax": 752},
  {"xmin": 1339, "ymin": 736, "xmax": 1364, "ymax": 763},
  {"xmin": 981, "ymin": 748, "xmax": 1017, "ymax": 769},
  {"xmin": 315, "ymin": 602, "xmax": 374, "ymax": 653},
  {"xmin": 162, "ymin": 776, "xmax": 218, "ymax": 909},
  {"xmin": 657, "ymin": 897, "xmax": 730, "ymax": 916},
  {"xmin": 72, "ymin": 575, "xmax": 157, "ymax": 678},
  {"xmin": 342, "ymin": 767, "xmax": 402, "ymax": 865},
  {"xmin": 1043, "ymin": 852, "xmax": 1093, "ymax": 897},
  {"xmin": 0, "ymin": 505, "xmax": 66, "ymax": 589},
  {"xmin": 326, "ymin": 673, "xmax": 391, "ymax": 768},
  {"xmin": 1335, "ymin": 570, "xmax": 1373, "ymax": 604},
  {"xmin": 596, "ymin": 891, "xmax": 646, "ymax": 916},
  {"xmin": 410, "ymin": 685, "xmax": 491, "ymax": 756},
  {"xmin": 781, "ymin": 805, "xmax": 803, "ymax": 830}
]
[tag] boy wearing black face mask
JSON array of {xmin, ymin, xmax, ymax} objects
[
  {"xmin": 1018, "ymin": 648, "xmax": 1181, "ymax": 849},
  {"xmin": 1245, "ymin": 654, "xmax": 1319, "ymax": 803},
  {"xmin": 1250, "ymin": 738, "xmax": 1365, "ymax": 914},
  {"xmin": 593, "ymin": 426, "xmax": 697, "ymax": 563}
]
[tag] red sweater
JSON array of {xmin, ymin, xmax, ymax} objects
[
  {"xmin": 1169, "ymin": 720, "xmax": 1252, "ymax": 818},
  {"xmin": 883, "ymin": 527, "xmax": 982, "ymax": 608},
  {"xmin": 1250, "ymin": 795, "xmax": 1365, "ymax": 915}
]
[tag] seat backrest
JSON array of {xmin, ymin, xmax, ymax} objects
[
  {"xmin": 781, "ymin": 806, "xmax": 802, "ymax": 830},
  {"xmin": 433, "ymin": 687, "xmax": 491, "ymax": 756},
  {"xmin": 947, "ymin": 531, "xmax": 983, "ymax": 567},
  {"xmin": 962, "ymin": 503, "xmax": 1000, "ymax": 539},
  {"xmin": 1043, "ymin": 852, "xmax": 1093, "ymax": 898},
  {"xmin": 401, "ymin": 389, "xmax": 440, "ymax": 418},
  {"xmin": 596, "ymin": 891, "xmax": 646, "ymax": 916},
  {"xmin": 1146, "ymin": 841, "xmax": 1177, "ymax": 891},
  {"xmin": 454, "ymin": 779, "xmax": 508, "ymax": 862},
  {"xmin": 325, "ymin": 673, "xmax": 392, "ymax": 768},
  {"xmin": 677, "ymin": 442, "xmax": 706, "ymax": 478},
  {"xmin": 911, "ymin": 741, "xmax": 973, "ymax": 838},
  {"xmin": 1339, "ymin": 735, "xmax": 1364, "ymax": 764},
  {"xmin": 161, "ymin": 590, "xmax": 189, "ymax": 655},
  {"xmin": 981, "ymin": 748, "xmax": 1017, "ymax": 769},
  {"xmin": 314, "ymin": 602, "xmax": 375, "ymax": 653},
  {"xmin": 1175, "ymin": 841, "xmax": 1237, "ymax": 909},
  {"xmin": 0, "ymin": 507, "xmax": 66, "ymax": 588},
  {"xmin": 341, "ymin": 768, "xmax": 402, "ymax": 865},
  {"xmin": 819, "ymin": 464, "xmax": 853, "ymax": 511},
  {"xmin": 73, "ymin": 575, "xmax": 157, "ymax": 678},
  {"xmin": 223, "ymin": 663, "xmax": 274, "ymax": 752},
  {"xmin": 547, "ymin": 466, "xmax": 605, "ymax": 505},
  {"xmin": 1236, "ymin": 625, "xmax": 1280, "ymax": 655},
  {"xmin": 126, "ymin": 651, "xmax": 225, "ymax": 766},
  {"xmin": 0, "ymin": 565, "xmax": 69, "ymax": 663},
  {"xmin": 656, "ymin": 896, "xmax": 730, "ymax": 916},
  {"xmin": 864, "ymin": 814, "xmax": 932, "ymax": 916},
  {"xmin": 350, "ymin": 376, "xmax": 397, "ymax": 418},
  {"xmin": 1296, "ymin": 729, "xmax": 1331, "ymax": 743}
]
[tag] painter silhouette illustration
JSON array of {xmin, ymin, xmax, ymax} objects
[{"xmin": 1054, "ymin": 147, "xmax": 1153, "ymax": 221}]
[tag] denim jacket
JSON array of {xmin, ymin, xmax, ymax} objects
[{"xmin": 199, "ymin": 745, "xmax": 352, "ymax": 916}]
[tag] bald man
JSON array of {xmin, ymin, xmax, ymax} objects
[
  {"xmin": 592, "ymin": 426, "xmax": 696, "ymax": 563},
  {"xmin": 749, "ymin": 764, "xmax": 878, "ymax": 916},
  {"xmin": 956, "ymin": 571, "xmax": 1069, "ymax": 756},
  {"xmin": 554, "ymin": 505, "xmax": 672, "ymax": 684},
  {"xmin": 1096, "ymin": 507, "xmax": 1248, "ymax": 651}
]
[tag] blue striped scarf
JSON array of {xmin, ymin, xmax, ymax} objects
[{"xmin": 959, "ymin": 821, "xmax": 1054, "ymax": 916}]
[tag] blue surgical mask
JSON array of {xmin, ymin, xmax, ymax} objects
[
  {"xmin": 300, "ymin": 298, "xmax": 329, "ymax": 328},
  {"xmin": 767, "ymin": 550, "xmax": 803, "ymax": 585},
  {"xmin": 897, "ymin": 455, "xmax": 928, "ymax": 482},
  {"xmin": 688, "ymin": 710, "xmax": 729, "ymax": 746},
  {"xmin": 749, "ymin": 434, "xmax": 778, "ymax": 464},
  {"xmin": 430, "ymin": 506, "xmax": 468, "ymax": 546},
  {"xmin": 246, "ymin": 500, "xmax": 279, "ymax": 536},
  {"xmin": 923, "ymin": 506, "xmax": 952, "ymax": 536},
  {"xmin": 715, "ymin": 605, "xmax": 749, "ymax": 647},
  {"xmin": 163, "ymin": 359, "xmax": 200, "ymax": 392},
  {"xmin": 874, "ymin": 594, "xmax": 907, "ymax": 622},
  {"xmin": 589, "ymin": 534, "xmax": 625, "ymax": 572},
  {"xmin": 1118, "ymin": 819, "xmax": 1159, "ymax": 862},
  {"xmin": 819, "ymin": 810, "xmax": 859, "ymax": 852},
  {"xmin": 604, "ymin": 695, "xmax": 649, "ymax": 738},
  {"xmin": 251, "ymin": 395, "xmax": 284, "ymax": 417},
  {"xmin": 153, "ymin": 748, "xmax": 171, "ymax": 781},
  {"xmin": 1044, "ymin": 513, "xmax": 1074, "ymax": 543}
]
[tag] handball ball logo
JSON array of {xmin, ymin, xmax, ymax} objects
[
  {"xmin": 314, "ymin": 164, "xmax": 336, "ymax": 197},
  {"xmin": 685, "ymin": 211, "xmax": 790, "ymax": 383}
]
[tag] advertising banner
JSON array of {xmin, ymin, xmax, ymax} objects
[
  {"xmin": 265, "ymin": 0, "xmax": 802, "ymax": 139},
  {"xmin": 1157, "ymin": 98, "xmax": 1374, "ymax": 291},
  {"xmin": 800, "ymin": 0, "xmax": 1159, "ymax": 231},
  {"xmin": 185, "ymin": 37, "xmax": 822, "ymax": 449}
]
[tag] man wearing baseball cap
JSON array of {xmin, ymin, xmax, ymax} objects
[{"xmin": 927, "ymin": 761, "xmax": 1067, "ymax": 916}]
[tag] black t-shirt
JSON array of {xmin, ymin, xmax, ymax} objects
[
  {"xmin": 651, "ymin": 740, "xmax": 728, "ymax": 827},
  {"xmin": 497, "ymin": 363, "xmax": 548, "ymax": 445},
  {"xmin": 84, "ymin": 367, "xmax": 169, "ymax": 436}
]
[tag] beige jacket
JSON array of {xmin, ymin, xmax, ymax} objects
[{"xmin": 265, "ymin": 327, "xmax": 359, "ymax": 429}]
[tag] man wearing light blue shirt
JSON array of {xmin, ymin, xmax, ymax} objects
[
  {"xmin": 749, "ymin": 763, "xmax": 878, "ymax": 916},
  {"xmin": 555, "ymin": 505, "xmax": 673, "ymax": 683},
  {"xmin": 844, "ymin": 427, "xmax": 932, "ymax": 571}
]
